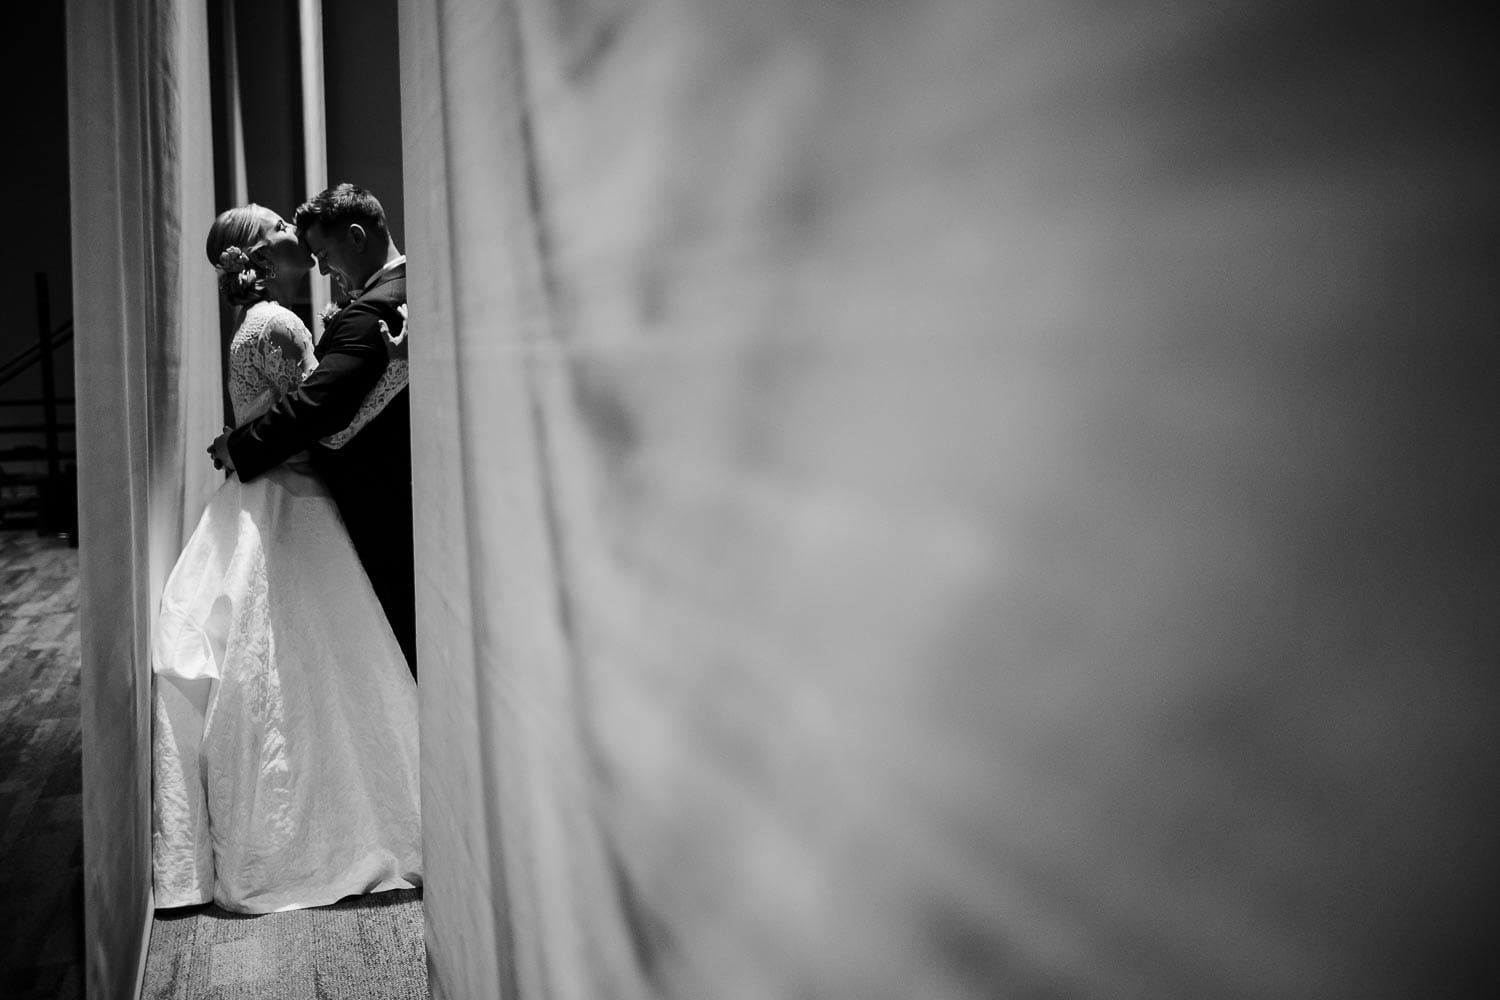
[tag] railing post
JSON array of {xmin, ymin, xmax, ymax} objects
[{"xmin": 35, "ymin": 272, "xmax": 62, "ymax": 531}]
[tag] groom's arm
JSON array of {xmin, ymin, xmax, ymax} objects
[{"xmin": 225, "ymin": 304, "xmax": 391, "ymax": 481}]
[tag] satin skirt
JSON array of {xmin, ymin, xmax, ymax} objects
[{"xmin": 151, "ymin": 464, "xmax": 421, "ymax": 913}]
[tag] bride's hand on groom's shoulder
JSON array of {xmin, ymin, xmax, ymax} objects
[{"xmin": 382, "ymin": 304, "xmax": 409, "ymax": 362}]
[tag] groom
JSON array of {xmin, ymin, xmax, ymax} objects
[{"xmin": 211, "ymin": 182, "xmax": 417, "ymax": 676}]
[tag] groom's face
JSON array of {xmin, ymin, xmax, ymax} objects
[{"xmin": 303, "ymin": 223, "xmax": 361, "ymax": 294}]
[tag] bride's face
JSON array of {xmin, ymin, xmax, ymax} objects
[{"xmin": 247, "ymin": 208, "xmax": 310, "ymax": 279}]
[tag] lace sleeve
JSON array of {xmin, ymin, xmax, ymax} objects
[
  {"xmin": 322, "ymin": 360, "xmax": 409, "ymax": 449},
  {"xmin": 321, "ymin": 313, "xmax": 409, "ymax": 449},
  {"xmin": 229, "ymin": 306, "xmax": 316, "ymax": 426},
  {"xmin": 256, "ymin": 313, "xmax": 315, "ymax": 396}
]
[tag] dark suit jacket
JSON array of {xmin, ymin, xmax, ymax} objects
[{"xmin": 226, "ymin": 263, "xmax": 417, "ymax": 673}]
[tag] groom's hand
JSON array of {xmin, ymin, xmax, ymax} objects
[{"xmin": 209, "ymin": 426, "xmax": 236, "ymax": 472}]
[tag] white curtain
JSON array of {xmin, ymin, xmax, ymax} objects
[
  {"xmin": 401, "ymin": 3, "xmax": 1495, "ymax": 998},
  {"xmin": 399, "ymin": 3, "xmax": 584, "ymax": 995},
  {"xmin": 65, "ymin": 0, "xmax": 222, "ymax": 994}
]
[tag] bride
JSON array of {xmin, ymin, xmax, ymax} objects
[{"xmin": 150, "ymin": 204, "xmax": 421, "ymax": 914}]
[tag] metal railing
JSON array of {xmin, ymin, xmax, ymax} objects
[{"xmin": 0, "ymin": 273, "xmax": 76, "ymax": 541}]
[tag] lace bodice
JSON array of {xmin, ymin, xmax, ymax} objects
[{"xmin": 228, "ymin": 302, "xmax": 315, "ymax": 426}]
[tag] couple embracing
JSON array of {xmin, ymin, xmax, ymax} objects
[{"xmin": 152, "ymin": 183, "xmax": 422, "ymax": 914}]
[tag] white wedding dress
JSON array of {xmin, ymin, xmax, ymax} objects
[{"xmin": 151, "ymin": 300, "xmax": 421, "ymax": 913}]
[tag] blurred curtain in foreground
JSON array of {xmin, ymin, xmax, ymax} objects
[
  {"xmin": 403, "ymin": 2, "xmax": 1496, "ymax": 998},
  {"xmin": 65, "ymin": 0, "xmax": 222, "ymax": 994}
]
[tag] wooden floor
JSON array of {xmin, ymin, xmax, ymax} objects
[
  {"xmin": 0, "ymin": 530, "xmax": 83, "ymax": 1000},
  {"xmin": 0, "ymin": 530, "xmax": 427, "ymax": 1000}
]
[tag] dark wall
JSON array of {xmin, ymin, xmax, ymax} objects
[
  {"xmin": 233, "ymin": 0, "xmax": 305, "ymax": 224},
  {"xmin": 1, "ymin": 3, "xmax": 73, "ymax": 415},
  {"xmin": 324, "ymin": 0, "xmax": 405, "ymax": 247}
]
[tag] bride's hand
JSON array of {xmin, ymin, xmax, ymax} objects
[
  {"xmin": 382, "ymin": 304, "xmax": 409, "ymax": 362},
  {"xmin": 380, "ymin": 319, "xmax": 407, "ymax": 361}
]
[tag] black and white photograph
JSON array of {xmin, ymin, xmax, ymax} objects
[{"xmin": 0, "ymin": 1, "xmax": 1494, "ymax": 998}]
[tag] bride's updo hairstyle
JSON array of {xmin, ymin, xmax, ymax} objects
[{"xmin": 206, "ymin": 205, "xmax": 271, "ymax": 307}]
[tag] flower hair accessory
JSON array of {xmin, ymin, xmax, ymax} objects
[{"xmin": 219, "ymin": 246, "xmax": 251, "ymax": 274}]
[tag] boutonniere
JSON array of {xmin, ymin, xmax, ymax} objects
[{"xmin": 319, "ymin": 298, "xmax": 349, "ymax": 332}]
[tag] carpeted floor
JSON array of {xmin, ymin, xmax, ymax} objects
[
  {"xmin": 0, "ymin": 530, "xmax": 83, "ymax": 1000},
  {"xmin": 141, "ymin": 889, "xmax": 429, "ymax": 1000}
]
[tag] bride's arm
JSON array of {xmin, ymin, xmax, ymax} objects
[
  {"xmin": 260, "ymin": 312, "xmax": 316, "ymax": 386},
  {"xmin": 321, "ymin": 309, "xmax": 410, "ymax": 449},
  {"xmin": 233, "ymin": 312, "xmax": 316, "ymax": 426},
  {"xmin": 321, "ymin": 358, "xmax": 408, "ymax": 449}
]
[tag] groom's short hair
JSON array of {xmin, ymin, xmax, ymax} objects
[{"xmin": 294, "ymin": 182, "xmax": 388, "ymax": 239}]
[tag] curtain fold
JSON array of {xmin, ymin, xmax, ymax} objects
[
  {"xmin": 65, "ymin": 0, "xmax": 221, "ymax": 994},
  {"xmin": 399, "ymin": 3, "xmax": 525, "ymax": 996},
  {"xmin": 403, "ymin": 2, "xmax": 1496, "ymax": 998}
]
